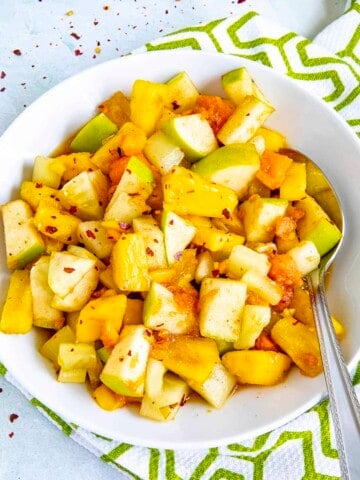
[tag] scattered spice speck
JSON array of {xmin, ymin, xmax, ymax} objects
[
  {"xmin": 74, "ymin": 49, "xmax": 83, "ymax": 56},
  {"xmin": 13, "ymin": 49, "xmax": 22, "ymax": 56},
  {"xmin": 95, "ymin": 46, "xmax": 101, "ymax": 54},
  {"xmin": 70, "ymin": 32, "xmax": 81, "ymax": 40},
  {"xmin": 103, "ymin": 5, "xmax": 110, "ymax": 10},
  {"xmin": 8, "ymin": 432, "xmax": 14, "ymax": 438},
  {"xmin": 0, "ymin": 71, "xmax": 6, "ymax": 79},
  {"xmin": 66, "ymin": 10, "xmax": 74, "ymax": 16},
  {"xmin": 9, "ymin": 413, "xmax": 18, "ymax": 423},
  {"xmin": 0, "ymin": 87, "xmax": 5, "ymax": 92},
  {"xmin": 93, "ymin": 19, "xmax": 99, "ymax": 26}
]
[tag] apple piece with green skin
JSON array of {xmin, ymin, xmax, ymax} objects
[
  {"xmin": 161, "ymin": 209, "xmax": 196, "ymax": 265},
  {"xmin": 143, "ymin": 130, "xmax": 184, "ymax": 175},
  {"xmin": 32, "ymin": 155, "xmax": 66, "ymax": 189},
  {"xmin": 233, "ymin": 304, "xmax": 271, "ymax": 350},
  {"xmin": 1, "ymin": 199, "xmax": 46, "ymax": 270},
  {"xmin": 222, "ymin": 67, "xmax": 269, "ymax": 106},
  {"xmin": 162, "ymin": 166, "xmax": 238, "ymax": 218},
  {"xmin": 294, "ymin": 196, "xmax": 342, "ymax": 256},
  {"xmin": 132, "ymin": 215, "xmax": 167, "ymax": 269},
  {"xmin": 217, "ymin": 96, "xmax": 274, "ymax": 145},
  {"xmin": 143, "ymin": 281, "xmax": 197, "ymax": 334},
  {"xmin": 241, "ymin": 195, "xmax": 289, "ymax": 243},
  {"xmin": 227, "ymin": 244, "xmax": 271, "ymax": 278},
  {"xmin": 70, "ymin": 113, "xmax": 118, "ymax": 153},
  {"xmin": 166, "ymin": 71, "xmax": 199, "ymax": 112},
  {"xmin": 30, "ymin": 256, "xmax": 65, "ymax": 330},
  {"xmin": 100, "ymin": 325, "xmax": 153, "ymax": 397},
  {"xmin": 186, "ymin": 362, "xmax": 236, "ymax": 409},
  {"xmin": 191, "ymin": 143, "xmax": 260, "ymax": 199},
  {"xmin": 199, "ymin": 277, "xmax": 247, "ymax": 343},
  {"xmin": 162, "ymin": 113, "xmax": 218, "ymax": 162}
]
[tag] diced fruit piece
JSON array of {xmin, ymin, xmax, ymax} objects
[
  {"xmin": 217, "ymin": 96, "xmax": 274, "ymax": 145},
  {"xmin": 1, "ymin": 199, "xmax": 45, "ymax": 269},
  {"xmin": 256, "ymin": 150, "xmax": 293, "ymax": 190},
  {"xmin": 96, "ymin": 346, "xmax": 113, "ymax": 363},
  {"xmin": 271, "ymin": 316, "xmax": 322, "ymax": 377},
  {"xmin": 162, "ymin": 166, "xmax": 238, "ymax": 218},
  {"xmin": 104, "ymin": 155, "xmax": 154, "ymax": 223},
  {"xmin": 193, "ymin": 224, "xmax": 244, "ymax": 260},
  {"xmin": 54, "ymin": 152, "xmax": 96, "ymax": 183},
  {"xmin": 279, "ymin": 161, "xmax": 307, "ymax": 200},
  {"xmin": 0, "ymin": 270, "xmax": 33, "ymax": 334},
  {"xmin": 123, "ymin": 298, "xmax": 144, "ymax": 325},
  {"xmin": 144, "ymin": 358, "xmax": 167, "ymax": 400},
  {"xmin": 58, "ymin": 343, "xmax": 97, "ymax": 370},
  {"xmin": 70, "ymin": 113, "xmax": 118, "ymax": 153},
  {"xmin": 77, "ymin": 221, "xmax": 114, "ymax": 259},
  {"xmin": 170, "ymin": 248, "xmax": 198, "ymax": 286},
  {"xmin": 20, "ymin": 181, "xmax": 62, "ymax": 211},
  {"xmin": 100, "ymin": 324, "xmax": 153, "ymax": 397},
  {"xmin": 161, "ymin": 210, "xmax": 196, "ymax": 265},
  {"xmin": 130, "ymin": 79, "xmax": 169, "ymax": 136},
  {"xmin": 30, "ymin": 256, "xmax": 65, "ymax": 330},
  {"xmin": 241, "ymin": 270, "xmax": 283, "ymax": 306},
  {"xmin": 241, "ymin": 195, "xmax": 288, "ymax": 243},
  {"xmin": 166, "ymin": 71, "xmax": 199, "ymax": 112},
  {"xmin": 221, "ymin": 67, "xmax": 269, "ymax": 105},
  {"xmin": 255, "ymin": 127, "xmax": 286, "ymax": 152},
  {"xmin": 289, "ymin": 285, "xmax": 315, "ymax": 326},
  {"xmin": 143, "ymin": 282, "xmax": 198, "ymax": 334},
  {"xmin": 34, "ymin": 200, "xmax": 81, "ymax": 245},
  {"xmin": 67, "ymin": 245, "xmax": 106, "ymax": 272},
  {"xmin": 98, "ymin": 90, "xmax": 131, "ymax": 128},
  {"xmin": 111, "ymin": 233, "xmax": 150, "ymax": 292},
  {"xmin": 76, "ymin": 294, "xmax": 127, "ymax": 345},
  {"xmin": 133, "ymin": 215, "xmax": 167, "ymax": 270},
  {"xmin": 222, "ymin": 350, "xmax": 292, "ymax": 385},
  {"xmin": 234, "ymin": 305, "xmax": 271, "ymax": 350},
  {"xmin": 40, "ymin": 325, "xmax": 75, "ymax": 365},
  {"xmin": 187, "ymin": 362, "xmax": 236, "ymax": 409},
  {"xmin": 143, "ymin": 131, "xmax": 184, "ymax": 175},
  {"xmin": 162, "ymin": 113, "xmax": 218, "ymax": 162},
  {"xmin": 294, "ymin": 196, "xmax": 342, "ymax": 256},
  {"xmin": 227, "ymin": 244, "xmax": 270, "ymax": 278},
  {"xmin": 191, "ymin": 143, "xmax": 260, "ymax": 199},
  {"xmin": 32, "ymin": 155, "xmax": 66, "ymax": 189},
  {"xmin": 199, "ymin": 278, "xmax": 247, "ymax": 342},
  {"xmin": 195, "ymin": 251, "xmax": 214, "ymax": 283},
  {"xmin": 99, "ymin": 265, "xmax": 118, "ymax": 291},
  {"xmin": 287, "ymin": 240, "xmax": 320, "ymax": 276},
  {"xmin": 314, "ymin": 189, "xmax": 342, "ymax": 230},
  {"xmin": 57, "ymin": 367, "xmax": 87, "ymax": 383},
  {"xmin": 151, "ymin": 335, "xmax": 220, "ymax": 384},
  {"xmin": 93, "ymin": 384, "xmax": 127, "ymax": 411}
]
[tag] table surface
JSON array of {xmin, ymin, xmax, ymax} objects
[{"xmin": 0, "ymin": 1, "xmax": 350, "ymax": 479}]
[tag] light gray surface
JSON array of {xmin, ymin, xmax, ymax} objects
[{"xmin": 0, "ymin": 1, "xmax": 348, "ymax": 479}]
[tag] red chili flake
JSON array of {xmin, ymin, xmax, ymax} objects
[
  {"xmin": 45, "ymin": 226, "xmax": 58, "ymax": 234},
  {"xmin": 86, "ymin": 230, "xmax": 96, "ymax": 239},
  {"xmin": 74, "ymin": 49, "xmax": 83, "ymax": 56},
  {"xmin": 0, "ymin": 71, "xmax": 6, "ymax": 79},
  {"xmin": 93, "ymin": 19, "xmax": 99, "ymax": 25},
  {"xmin": 127, "ymin": 350, "xmax": 132, "ymax": 356},
  {"xmin": 174, "ymin": 251, "xmax": 182, "ymax": 261},
  {"xmin": 0, "ymin": 87, "xmax": 5, "ymax": 92},
  {"xmin": 146, "ymin": 247, "xmax": 154, "ymax": 256},
  {"xmin": 8, "ymin": 432, "xmax": 14, "ymax": 438},
  {"xmin": 13, "ymin": 49, "xmax": 22, "ymax": 56},
  {"xmin": 222, "ymin": 208, "xmax": 231, "ymax": 219},
  {"xmin": 9, "ymin": 414, "xmax": 18, "ymax": 423},
  {"xmin": 179, "ymin": 394, "xmax": 188, "ymax": 406},
  {"xmin": 0, "ymin": 388, "xmax": 3, "ymax": 393},
  {"xmin": 171, "ymin": 100, "xmax": 180, "ymax": 110},
  {"xmin": 103, "ymin": 5, "xmax": 110, "ymax": 10},
  {"xmin": 70, "ymin": 32, "xmax": 81, "ymax": 40},
  {"xmin": 212, "ymin": 269, "xmax": 220, "ymax": 277},
  {"xmin": 144, "ymin": 329, "xmax": 152, "ymax": 337},
  {"xmin": 169, "ymin": 219, "xmax": 174, "ymax": 225},
  {"xmin": 64, "ymin": 267, "xmax": 75, "ymax": 273},
  {"xmin": 69, "ymin": 205, "xmax": 77, "ymax": 214},
  {"xmin": 237, "ymin": 0, "xmax": 246, "ymax": 3}
]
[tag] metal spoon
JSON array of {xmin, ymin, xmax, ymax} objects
[{"xmin": 281, "ymin": 149, "xmax": 360, "ymax": 480}]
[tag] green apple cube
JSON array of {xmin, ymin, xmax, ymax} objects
[
  {"xmin": 167, "ymin": 71, "xmax": 199, "ymax": 112},
  {"xmin": 1, "ymin": 199, "xmax": 45, "ymax": 270},
  {"xmin": 187, "ymin": 362, "xmax": 236, "ymax": 409},
  {"xmin": 32, "ymin": 155, "xmax": 65, "ymax": 189},
  {"xmin": 191, "ymin": 143, "xmax": 260, "ymax": 199},
  {"xmin": 143, "ymin": 282, "xmax": 195, "ymax": 334},
  {"xmin": 241, "ymin": 270, "xmax": 283, "ymax": 306},
  {"xmin": 100, "ymin": 325, "xmax": 153, "ymax": 397},
  {"xmin": 162, "ymin": 113, "xmax": 218, "ymax": 162},
  {"xmin": 143, "ymin": 130, "xmax": 184, "ymax": 175},
  {"xmin": 234, "ymin": 304, "xmax": 271, "ymax": 350},
  {"xmin": 70, "ymin": 113, "xmax": 118, "ymax": 153},
  {"xmin": 217, "ymin": 96, "xmax": 274, "ymax": 145},
  {"xmin": 30, "ymin": 256, "xmax": 65, "ymax": 330},
  {"xmin": 77, "ymin": 221, "xmax": 114, "ymax": 260},
  {"xmin": 295, "ymin": 196, "xmax": 342, "ymax": 256},
  {"xmin": 241, "ymin": 196, "xmax": 288, "ymax": 243},
  {"xmin": 132, "ymin": 216, "xmax": 167, "ymax": 270},
  {"xmin": 287, "ymin": 240, "xmax": 320, "ymax": 275},
  {"xmin": 144, "ymin": 358, "xmax": 167, "ymax": 401},
  {"xmin": 40, "ymin": 325, "xmax": 75, "ymax": 366},
  {"xmin": 227, "ymin": 244, "xmax": 271, "ymax": 278},
  {"xmin": 199, "ymin": 277, "xmax": 247, "ymax": 342},
  {"xmin": 221, "ymin": 67, "xmax": 255, "ymax": 105},
  {"xmin": 57, "ymin": 367, "xmax": 87, "ymax": 383},
  {"xmin": 161, "ymin": 209, "xmax": 196, "ymax": 265},
  {"xmin": 58, "ymin": 342, "xmax": 97, "ymax": 370}
]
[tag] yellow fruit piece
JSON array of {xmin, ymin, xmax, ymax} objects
[
  {"xmin": 0, "ymin": 270, "xmax": 33, "ymax": 334},
  {"xmin": 40, "ymin": 325, "xmax": 75, "ymax": 365},
  {"xmin": 193, "ymin": 226, "xmax": 244, "ymax": 258},
  {"xmin": 98, "ymin": 90, "xmax": 131, "ymax": 128},
  {"xmin": 76, "ymin": 294, "xmax": 127, "ymax": 346},
  {"xmin": 111, "ymin": 233, "xmax": 151, "ymax": 292},
  {"xmin": 151, "ymin": 335, "xmax": 220, "ymax": 384},
  {"xmin": 271, "ymin": 316, "xmax": 323, "ymax": 377},
  {"xmin": 53, "ymin": 152, "xmax": 97, "ymax": 183},
  {"xmin": 93, "ymin": 384, "xmax": 127, "ymax": 411},
  {"xmin": 123, "ymin": 298, "xmax": 144, "ymax": 325},
  {"xmin": 34, "ymin": 200, "xmax": 81, "ymax": 244},
  {"xmin": 222, "ymin": 350, "xmax": 292, "ymax": 386},
  {"xmin": 20, "ymin": 181, "xmax": 62, "ymax": 211},
  {"xmin": 255, "ymin": 127, "xmax": 286, "ymax": 152},
  {"xmin": 149, "ymin": 268, "xmax": 176, "ymax": 284},
  {"xmin": 280, "ymin": 162, "xmax": 307, "ymax": 201},
  {"xmin": 162, "ymin": 166, "xmax": 238, "ymax": 218}
]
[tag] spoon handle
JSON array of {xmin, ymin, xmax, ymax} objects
[{"xmin": 308, "ymin": 269, "xmax": 360, "ymax": 480}]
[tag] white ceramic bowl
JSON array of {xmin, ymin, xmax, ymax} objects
[{"xmin": 0, "ymin": 51, "xmax": 359, "ymax": 449}]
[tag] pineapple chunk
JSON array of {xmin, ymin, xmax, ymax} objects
[
  {"xmin": 34, "ymin": 200, "xmax": 81, "ymax": 245},
  {"xmin": 0, "ymin": 270, "xmax": 33, "ymax": 334}
]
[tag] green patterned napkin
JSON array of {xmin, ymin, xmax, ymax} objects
[{"xmin": 2, "ymin": 3, "xmax": 360, "ymax": 479}]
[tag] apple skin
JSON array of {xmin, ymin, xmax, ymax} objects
[
  {"xmin": 70, "ymin": 113, "xmax": 118, "ymax": 153},
  {"xmin": 192, "ymin": 143, "xmax": 260, "ymax": 199}
]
